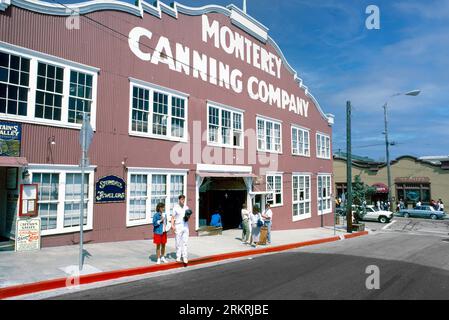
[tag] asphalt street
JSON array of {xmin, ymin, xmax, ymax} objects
[{"xmin": 49, "ymin": 218, "xmax": 449, "ymax": 300}]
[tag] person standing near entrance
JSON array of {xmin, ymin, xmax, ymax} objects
[
  {"xmin": 171, "ymin": 195, "xmax": 190, "ymax": 264},
  {"xmin": 152, "ymin": 203, "xmax": 168, "ymax": 265},
  {"xmin": 262, "ymin": 203, "xmax": 273, "ymax": 244},
  {"xmin": 250, "ymin": 205, "xmax": 262, "ymax": 248},
  {"xmin": 241, "ymin": 203, "xmax": 250, "ymax": 244}
]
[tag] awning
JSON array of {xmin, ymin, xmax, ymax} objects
[
  {"xmin": 0, "ymin": 156, "xmax": 28, "ymax": 167},
  {"xmin": 196, "ymin": 172, "xmax": 257, "ymax": 178},
  {"xmin": 372, "ymin": 183, "xmax": 389, "ymax": 193},
  {"xmin": 249, "ymin": 191, "xmax": 272, "ymax": 196}
]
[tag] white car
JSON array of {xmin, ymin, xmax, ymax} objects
[{"xmin": 358, "ymin": 205, "xmax": 393, "ymax": 224}]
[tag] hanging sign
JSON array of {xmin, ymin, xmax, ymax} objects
[
  {"xmin": 15, "ymin": 218, "xmax": 41, "ymax": 252},
  {"xmin": 95, "ymin": 175, "xmax": 126, "ymax": 203},
  {"xmin": 0, "ymin": 121, "xmax": 21, "ymax": 157}
]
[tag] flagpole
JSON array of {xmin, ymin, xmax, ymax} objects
[{"xmin": 243, "ymin": 0, "xmax": 247, "ymax": 13}]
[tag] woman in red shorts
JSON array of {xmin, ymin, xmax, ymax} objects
[{"xmin": 153, "ymin": 203, "xmax": 168, "ymax": 264}]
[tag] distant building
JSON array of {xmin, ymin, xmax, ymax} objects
[{"xmin": 333, "ymin": 154, "xmax": 449, "ymax": 208}]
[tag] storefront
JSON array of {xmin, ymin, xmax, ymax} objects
[
  {"xmin": 1, "ymin": 0, "xmax": 334, "ymax": 247},
  {"xmin": 333, "ymin": 155, "xmax": 449, "ymax": 208}
]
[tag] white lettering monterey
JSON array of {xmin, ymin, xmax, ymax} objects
[{"xmin": 128, "ymin": 15, "xmax": 309, "ymax": 118}]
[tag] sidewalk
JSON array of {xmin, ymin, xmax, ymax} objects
[{"xmin": 0, "ymin": 226, "xmax": 367, "ymax": 296}]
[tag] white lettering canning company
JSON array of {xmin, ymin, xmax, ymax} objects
[{"xmin": 128, "ymin": 15, "xmax": 309, "ymax": 118}]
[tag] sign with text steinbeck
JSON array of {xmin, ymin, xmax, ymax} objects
[
  {"xmin": 95, "ymin": 175, "xmax": 126, "ymax": 203},
  {"xmin": 15, "ymin": 218, "xmax": 41, "ymax": 252}
]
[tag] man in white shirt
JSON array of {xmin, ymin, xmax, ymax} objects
[
  {"xmin": 171, "ymin": 195, "xmax": 190, "ymax": 264},
  {"xmin": 416, "ymin": 200, "xmax": 422, "ymax": 208},
  {"xmin": 262, "ymin": 203, "xmax": 273, "ymax": 244}
]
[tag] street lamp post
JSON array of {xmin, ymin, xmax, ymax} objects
[{"xmin": 383, "ymin": 90, "xmax": 421, "ymax": 211}]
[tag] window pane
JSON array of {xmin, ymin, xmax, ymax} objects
[
  {"xmin": 0, "ymin": 52, "xmax": 29, "ymax": 116},
  {"xmin": 35, "ymin": 62, "xmax": 64, "ymax": 121},
  {"xmin": 152, "ymin": 91, "xmax": 168, "ymax": 136}
]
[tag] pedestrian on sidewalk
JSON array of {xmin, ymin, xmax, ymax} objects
[
  {"xmin": 250, "ymin": 205, "xmax": 263, "ymax": 248},
  {"xmin": 241, "ymin": 203, "xmax": 251, "ymax": 244},
  {"xmin": 172, "ymin": 195, "xmax": 190, "ymax": 264},
  {"xmin": 262, "ymin": 203, "xmax": 273, "ymax": 244},
  {"xmin": 153, "ymin": 202, "xmax": 168, "ymax": 265}
]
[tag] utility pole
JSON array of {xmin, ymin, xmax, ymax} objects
[
  {"xmin": 383, "ymin": 102, "xmax": 393, "ymax": 212},
  {"xmin": 346, "ymin": 101, "xmax": 353, "ymax": 233}
]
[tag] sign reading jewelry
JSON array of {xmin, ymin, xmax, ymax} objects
[
  {"xmin": 128, "ymin": 15, "xmax": 310, "ymax": 118},
  {"xmin": 0, "ymin": 121, "xmax": 21, "ymax": 157},
  {"xmin": 95, "ymin": 175, "xmax": 126, "ymax": 203}
]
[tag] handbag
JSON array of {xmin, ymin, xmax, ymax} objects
[
  {"xmin": 164, "ymin": 213, "xmax": 172, "ymax": 232},
  {"xmin": 257, "ymin": 219, "xmax": 264, "ymax": 227}
]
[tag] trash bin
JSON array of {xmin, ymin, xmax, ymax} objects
[{"xmin": 259, "ymin": 226, "xmax": 268, "ymax": 245}]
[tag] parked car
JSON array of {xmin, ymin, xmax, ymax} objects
[
  {"xmin": 358, "ymin": 205, "xmax": 393, "ymax": 224},
  {"xmin": 336, "ymin": 205, "xmax": 393, "ymax": 223},
  {"xmin": 398, "ymin": 205, "xmax": 446, "ymax": 220}
]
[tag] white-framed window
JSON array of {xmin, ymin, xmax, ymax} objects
[
  {"xmin": 292, "ymin": 126, "xmax": 310, "ymax": 156},
  {"xmin": 0, "ymin": 42, "xmax": 98, "ymax": 129},
  {"xmin": 318, "ymin": 174, "xmax": 332, "ymax": 214},
  {"xmin": 129, "ymin": 78, "xmax": 188, "ymax": 142},
  {"xmin": 316, "ymin": 133, "xmax": 331, "ymax": 159},
  {"xmin": 257, "ymin": 117, "xmax": 282, "ymax": 153},
  {"xmin": 292, "ymin": 174, "xmax": 311, "ymax": 221},
  {"xmin": 126, "ymin": 168, "xmax": 187, "ymax": 227},
  {"xmin": 29, "ymin": 165, "xmax": 95, "ymax": 236},
  {"xmin": 207, "ymin": 103, "xmax": 244, "ymax": 148},
  {"xmin": 266, "ymin": 173, "xmax": 283, "ymax": 207}
]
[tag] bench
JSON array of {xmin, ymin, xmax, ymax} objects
[{"xmin": 198, "ymin": 226, "xmax": 223, "ymax": 237}]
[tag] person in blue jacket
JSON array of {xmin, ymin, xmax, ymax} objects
[
  {"xmin": 210, "ymin": 210, "xmax": 222, "ymax": 228},
  {"xmin": 152, "ymin": 202, "xmax": 168, "ymax": 265}
]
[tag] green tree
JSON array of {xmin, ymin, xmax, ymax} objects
[{"xmin": 352, "ymin": 175, "xmax": 376, "ymax": 223}]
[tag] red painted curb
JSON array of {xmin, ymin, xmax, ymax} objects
[
  {"xmin": 0, "ymin": 231, "xmax": 368, "ymax": 299},
  {"xmin": 344, "ymin": 231, "xmax": 369, "ymax": 239}
]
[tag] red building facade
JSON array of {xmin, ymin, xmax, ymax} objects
[{"xmin": 0, "ymin": 0, "xmax": 334, "ymax": 247}]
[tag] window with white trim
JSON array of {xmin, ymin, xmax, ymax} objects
[
  {"xmin": 130, "ymin": 81, "xmax": 187, "ymax": 141},
  {"xmin": 292, "ymin": 126, "xmax": 310, "ymax": 156},
  {"xmin": 68, "ymin": 71, "xmax": 93, "ymax": 124},
  {"xmin": 127, "ymin": 170, "xmax": 186, "ymax": 227},
  {"xmin": 318, "ymin": 174, "xmax": 332, "ymax": 214},
  {"xmin": 0, "ymin": 51, "xmax": 30, "ymax": 116},
  {"xmin": 292, "ymin": 174, "xmax": 311, "ymax": 220},
  {"xmin": 30, "ymin": 167, "xmax": 94, "ymax": 236},
  {"xmin": 266, "ymin": 174, "xmax": 283, "ymax": 206},
  {"xmin": 257, "ymin": 117, "xmax": 282, "ymax": 153},
  {"xmin": 207, "ymin": 104, "xmax": 243, "ymax": 148},
  {"xmin": 0, "ymin": 45, "xmax": 97, "ymax": 129},
  {"xmin": 316, "ymin": 133, "xmax": 331, "ymax": 159},
  {"xmin": 64, "ymin": 173, "xmax": 89, "ymax": 228}
]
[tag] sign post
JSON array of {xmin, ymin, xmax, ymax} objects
[{"xmin": 79, "ymin": 113, "xmax": 93, "ymax": 271}]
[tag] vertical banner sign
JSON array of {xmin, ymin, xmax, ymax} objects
[
  {"xmin": 0, "ymin": 121, "xmax": 21, "ymax": 157},
  {"xmin": 95, "ymin": 175, "xmax": 126, "ymax": 203},
  {"xmin": 15, "ymin": 218, "xmax": 41, "ymax": 252}
]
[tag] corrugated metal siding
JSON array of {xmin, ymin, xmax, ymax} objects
[{"xmin": 1, "ymin": 6, "xmax": 333, "ymax": 247}]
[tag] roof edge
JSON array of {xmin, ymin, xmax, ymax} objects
[{"xmin": 1, "ymin": 0, "xmax": 332, "ymax": 124}]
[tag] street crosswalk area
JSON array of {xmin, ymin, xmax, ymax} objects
[{"xmin": 367, "ymin": 217, "xmax": 449, "ymax": 236}]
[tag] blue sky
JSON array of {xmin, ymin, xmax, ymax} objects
[{"xmin": 56, "ymin": 0, "xmax": 449, "ymax": 160}]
